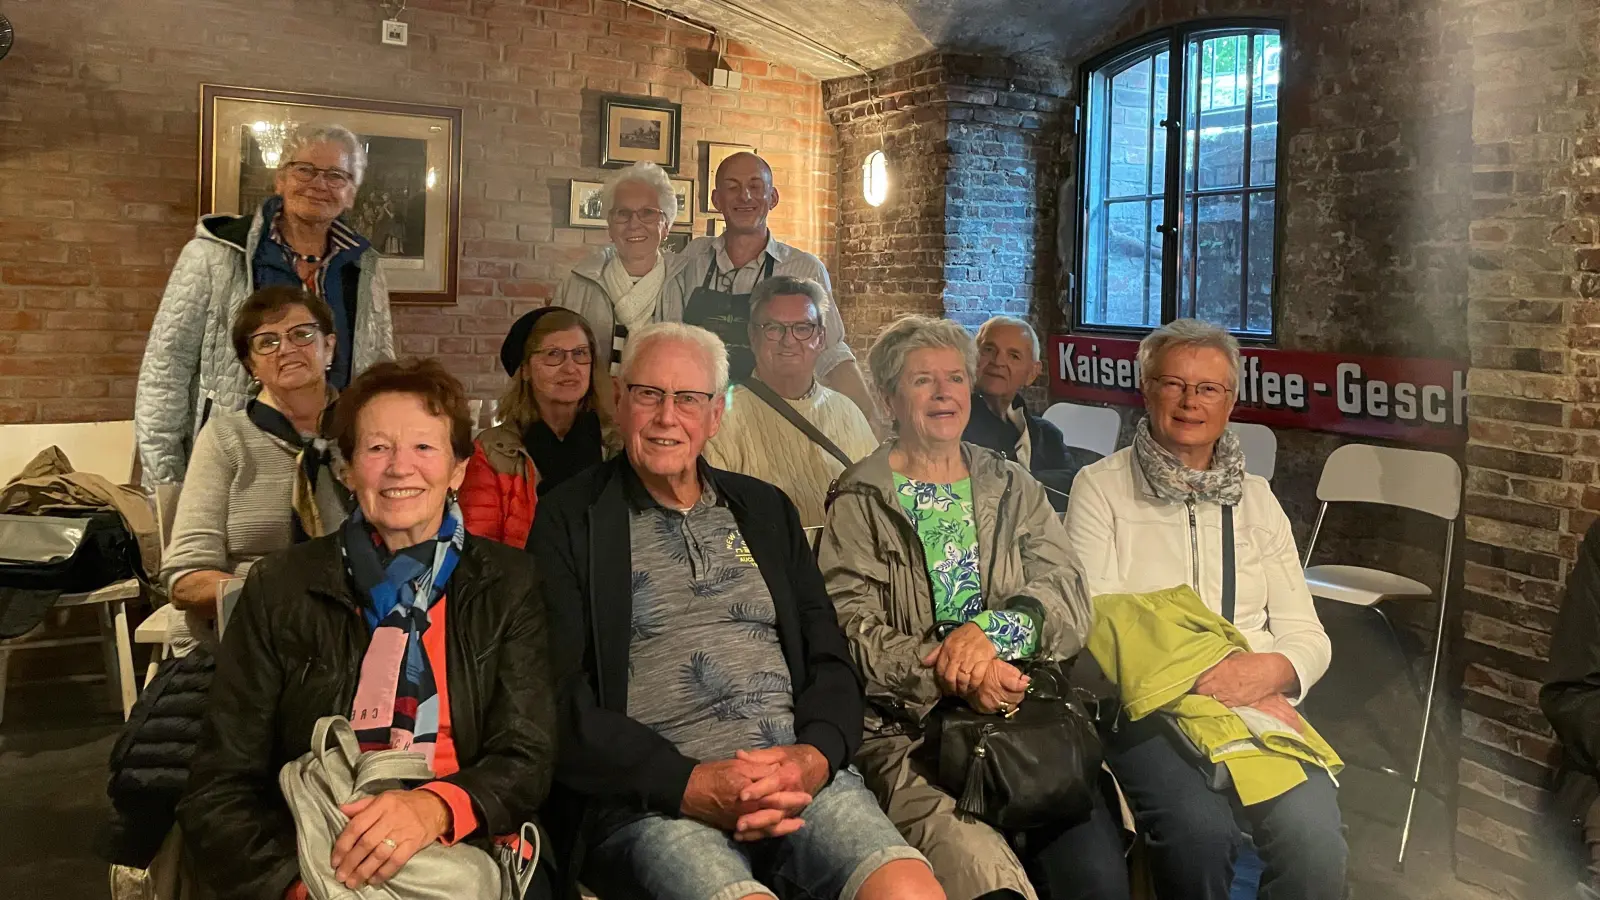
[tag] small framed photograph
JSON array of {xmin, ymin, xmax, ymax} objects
[
  {"xmin": 381, "ymin": 19, "xmax": 408, "ymax": 46},
  {"xmin": 568, "ymin": 179, "xmax": 607, "ymax": 229},
  {"xmin": 600, "ymin": 95, "xmax": 682, "ymax": 172},
  {"xmin": 701, "ymin": 141, "xmax": 756, "ymax": 214},
  {"xmin": 670, "ymin": 178, "xmax": 694, "ymax": 228},
  {"xmin": 664, "ymin": 232, "xmax": 692, "ymax": 254}
]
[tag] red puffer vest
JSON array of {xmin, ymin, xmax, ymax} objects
[{"xmin": 459, "ymin": 424, "xmax": 537, "ymax": 549}]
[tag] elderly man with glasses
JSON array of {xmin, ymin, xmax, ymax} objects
[
  {"xmin": 136, "ymin": 124, "xmax": 394, "ymax": 489},
  {"xmin": 703, "ymin": 276, "xmax": 878, "ymax": 528},
  {"xmin": 530, "ymin": 323, "xmax": 943, "ymax": 900}
]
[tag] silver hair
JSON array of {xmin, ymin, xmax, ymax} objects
[
  {"xmin": 749, "ymin": 275, "xmax": 831, "ymax": 327},
  {"xmin": 282, "ymin": 125, "xmax": 368, "ymax": 186},
  {"xmin": 620, "ymin": 322, "xmax": 729, "ymax": 395},
  {"xmin": 600, "ymin": 161, "xmax": 678, "ymax": 230},
  {"xmin": 1137, "ymin": 318, "xmax": 1243, "ymax": 388},
  {"xmin": 976, "ymin": 315, "xmax": 1041, "ymax": 362},
  {"xmin": 866, "ymin": 315, "xmax": 978, "ymax": 414}
]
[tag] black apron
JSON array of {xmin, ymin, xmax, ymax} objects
[{"xmin": 682, "ymin": 254, "xmax": 775, "ymax": 383}]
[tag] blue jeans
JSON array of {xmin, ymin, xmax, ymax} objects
[
  {"xmin": 584, "ymin": 767, "xmax": 927, "ymax": 900},
  {"xmin": 1104, "ymin": 716, "xmax": 1347, "ymax": 900}
]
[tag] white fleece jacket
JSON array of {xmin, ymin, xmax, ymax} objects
[{"xmin": 1064, "ymin": 445, "xmax": 1332, "ymax": 698}]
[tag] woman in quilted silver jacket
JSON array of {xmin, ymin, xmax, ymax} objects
[{"xmin": 135, "ymin": 124, "xmax": 393, "ymax": 489}]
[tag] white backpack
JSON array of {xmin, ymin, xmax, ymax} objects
[{"xmin": 279, "ymin": 716, "xmax": 539, "ymax": 900}]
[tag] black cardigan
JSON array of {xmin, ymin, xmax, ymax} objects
[{"xmin": 529, "ymin": 454, "xmax": 864, "ymax": 820}]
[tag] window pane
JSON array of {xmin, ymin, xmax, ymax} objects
[
  {"xmin": 1152, "ymin": 51, "xmax": 1170, "ymax": 188},
  {"xmin": 1191, "ymin": 33, "xmax": 1247, "ymax": 191},
  {"xmin": 1103, "ymin": 199, "xmax": 1160, "ymax": 328},
  {"xmin": 1188, "ymin": 192, "xmax": 1245, "ymax": 329},
  {"xmin": 1109, "ymin": 57, "xmax": 1156, "ymax": 198},
  {"xmin": 1250, "ymin": 33, "xmax": 1280, "ymax": 187},
  {"xmin": 1246, "ymin": 192, "xmax": 1275, "ymax": 333}
]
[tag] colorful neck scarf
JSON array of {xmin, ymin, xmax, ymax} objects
[
  {"xmin": 342, "ymin": 497, "xmax": 465, "ymax": 767},
  {"xmin": 244, "ymin": 396, "xmax": 340, "ymax": 543},
  {"xmin": 1131, "ymin": 415, "xmax": 1246, "ymax": 506}
]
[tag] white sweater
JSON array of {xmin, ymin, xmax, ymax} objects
[
  {"xmin": 704, "ymin": 382, "xmax": 880, "ymax": 528},
  {"xmin": 1064, "ymin": 446, "xmax": 1332, "ymax": 699}
]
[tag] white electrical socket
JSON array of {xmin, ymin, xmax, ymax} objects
[
  {"xmin": 712, "ymin": 68, "xmax": 743, "ymax": 90},
  {"xmin": 381, "ymin": 19, "xmax": 409, "ymax": 46}
]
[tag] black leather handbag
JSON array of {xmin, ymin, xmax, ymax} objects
[{"xmin": 922, "ymin": 634, "xmax": 1103, "ymax": 832}]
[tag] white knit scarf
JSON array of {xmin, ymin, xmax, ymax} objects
[{"xmin": 602, "ymin": 251, "xmax": 666, "ymax": 335}]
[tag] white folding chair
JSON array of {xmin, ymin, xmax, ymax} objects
[
  {"xmin": 134, "ymin": 483, "xmax": 185, "ymax": 687},
  {"xmin": 1300, "ymin": 443, "xmax": 1461, "ymax": 866},
  {"xmin": 0, "ymin": 419, "xmax": 143, "ymax": 722},
  {"xmin": 1228, "ymin": 422, "xmax": 1278, "ymax": 481},
  {"xmin": 1042, "ymin": 402, "xmax": 1121, "ymax": 458}
]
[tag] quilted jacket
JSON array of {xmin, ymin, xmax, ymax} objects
[
  {"xmin": 460, "ymin": 423, "xmax": 539, "ymax": 549},
  {"xmin": 134, "ymin": 206, "xmax": 393, "ymax": 488}
]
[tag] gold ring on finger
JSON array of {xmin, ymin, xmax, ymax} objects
[{"xmin": 382, "ymin": 838, "xmax": 398, "ymax": 850}]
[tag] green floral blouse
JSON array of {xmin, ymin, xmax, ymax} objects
[{"xmin": 893, "ymin": 474, "xmax": 1038, "ymax": 661}]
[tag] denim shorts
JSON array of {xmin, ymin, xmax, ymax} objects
[{"xmin": 584, "ymin": 766, "xmax": 926, "ymax": 900}]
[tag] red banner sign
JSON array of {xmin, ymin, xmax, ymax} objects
[{"xmin": 1047, "ymin": 335, "xmax": 1467, "ymax": 446}]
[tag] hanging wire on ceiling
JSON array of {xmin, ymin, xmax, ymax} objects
[{"xmin": 623, "ymin": 0, "xmax": 870, "ymax": 75}]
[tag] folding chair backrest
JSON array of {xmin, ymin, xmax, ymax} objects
[
  {"xmin": 1042, "ymin": 402, "xmax": 1121, "ymax": 458},
  {"xmin": 0, "ymin": 420, "xmax": 137, "ymax": 486},
  {"xmin": 1229, "ymin": 422, "xmax": 1278, "ymax": 482},
  {"xmin": 1315, "ymin": 443, "xmax": 1461, "ymax": 520}
]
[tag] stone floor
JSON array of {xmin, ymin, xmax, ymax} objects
[{"xmin": 0, "ymin": 677, "xmax": 1516, "ymax": 900}]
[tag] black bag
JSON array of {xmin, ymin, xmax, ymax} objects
[
  {"xmin": 923, "ymin": 640, "xmax": 1103, "ymax": 832},
  {"xmin": 0, "ymin": 511, "xmax": 139, "ymax": 593}
]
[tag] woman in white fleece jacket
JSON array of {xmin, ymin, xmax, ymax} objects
[{"xmin": 1064, "ymin": 319, "xmax": 1345, "ymax": 900}]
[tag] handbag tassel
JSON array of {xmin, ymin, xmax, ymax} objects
[{"xmin": 957, "ymin": 730, "xmax": 991, "ymax": 820}]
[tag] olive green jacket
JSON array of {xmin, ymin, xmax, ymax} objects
[{"xmin": 818, "ymin": 440, "xmax": 1093, "ymax": 735}]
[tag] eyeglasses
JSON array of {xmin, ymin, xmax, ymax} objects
[
  {"xmin": 534, "ymin": 346, "xmax": 592, "ymax": 368},
  {"xmin": 755, "ymin": 321, "xmax": 821, "ymax": 343},
  {"xmin": 608, "ymin": 207, "xmax": 665, "ymax": 227},
  {"xmin": 249, "ymin": 323, "xmax": 324, "ymax": 356},
  {"xmin": 626, "ymin": 383, "xmax": 717, "ymax": 413},
  {"xmin": 281, "ymin": 161, "xmax": 354, "ymax": 189},
  {"xmin": 1148, "ymin": 375, "xmax": 1233, "ymax": 404}
]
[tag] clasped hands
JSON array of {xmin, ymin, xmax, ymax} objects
[
  {"xmin": 1191, "ymin": 650, "xmax": 1302, "ymax": 728},
  {"xmin": 921, "ymin": 622, "xmax": 1029, "ymax": 715},
  {"xmin": 681, "ymin": 744, "xmax": 829, "ymax": 842},
  {"xmin": 326, "ymin": 788, "xmax": 452, "ymax": 891}
]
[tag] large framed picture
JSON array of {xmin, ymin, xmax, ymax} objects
[
  {"xmin": 199, "ymin": 84, "xmax": 463, "ymax": 305},
  {"xmin": 568, "ymin": 180, "xmax": 607, "ymax": 229},
  {"xmin": 700, "ymin": 141, "xmax": 756, "ymax": 214},
  {"xmin": 600, "ymin": 95, "xmax": 682, "ymax": 172}
]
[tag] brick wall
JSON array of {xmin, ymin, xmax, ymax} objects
[
  {"xmin": 823, "ymin": 53, "xmax": 1068, "ymax": 351},
  {"xmin": 0, "ymin": 0, "xmax": 837, "ymax": 423},
  {"xmin": 1456, "ymin": 0, "xmax": 1600, "ymax": 894}
]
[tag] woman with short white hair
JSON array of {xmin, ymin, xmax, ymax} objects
[
  {"xmin": 551, "ymin": 161, "xmax": 688, "ymax": 422},
  {"xmin": 820, "ymin": 315, "xmax": 1127, "ymax": 900},
  {"xmin": 136, "ymin": 124, "xmax": 394, "ymax": 489},
  {"xmin": 1064, "ymin": 318, "xmax": 1344, "ymax": 900}
]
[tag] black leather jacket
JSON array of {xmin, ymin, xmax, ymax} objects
[{"xmin": 177, "ymin": 532, "xmax": 556, "ymax": 900}]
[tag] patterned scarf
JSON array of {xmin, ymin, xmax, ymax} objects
[
  {"xmin": 343, "ymin": 498, "xmax": 465, "ymax": 766},
  {"xmin": 1131, "ymin": 415, "xmax": 1246, "ymax": 505},
  {"xmin": 244, "ymin": 396, "xmax": 341, "ymax": 543}
]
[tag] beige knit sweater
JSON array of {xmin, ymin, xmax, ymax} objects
[{"xmin": 704, "ymin": 382, "xmax": 880, "ymax": 528}]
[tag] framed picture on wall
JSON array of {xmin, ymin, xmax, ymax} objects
[
  {"xmin": 199, "ymin": 85, "xmax": 462, "ymax": 305},
  {"xmin": 568, "ymin": 179, "xmax": 608, "ymax": 229},
  {"xmin": 670, "ymin": 178, "xmax": 695, "ymax": 228},
  {"xmin": 700, "ymin": 141, "xmax": 756, "ymax": 214},
  {"xmin": 664, "ymin": 232, "xmax": 692, "ymax": 254},
  {"xmin": 600, "ymin": 95, "xmax": 682, "ymax": 172}
]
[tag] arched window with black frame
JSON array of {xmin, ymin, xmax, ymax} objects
[{"xmin": 1077, "ymin": 20, "xmax": 1284, "ymax": 338}]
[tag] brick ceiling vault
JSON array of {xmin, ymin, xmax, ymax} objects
[{"xmin": 642, "ymin": 0, "xmax": 1142, "ymax": 79}]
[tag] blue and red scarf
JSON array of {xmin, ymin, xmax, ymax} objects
[{"xmin": 342, "ymin": 498, "xmax": 465, "ymax": 767}]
